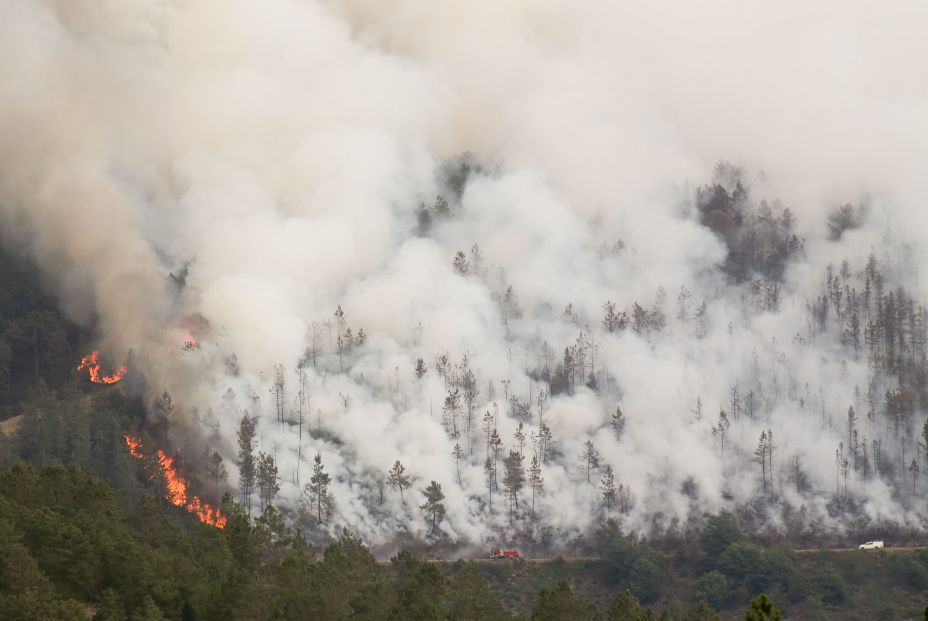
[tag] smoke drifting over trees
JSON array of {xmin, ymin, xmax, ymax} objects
[{"xmin": 2, "ymin": 0, "xmax": 928, "ymax": 547}]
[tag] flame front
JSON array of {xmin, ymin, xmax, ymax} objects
[
  {"xmin": 124, "ymin": 435, "xmax": 226, "ymax": 528},
  {"xmin": 78, "ymin": 351, "xmax": 127, "ymax": 384}
]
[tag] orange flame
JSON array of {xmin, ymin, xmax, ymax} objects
[
  {"xmin": 183, "ymin": 332, "xmax": 200, "ymax": 351},
  {"xmin": 124, "ymin": 435, "xmax": 226, "ymax": 528},
  {"xmin": 126, "ymin": 435, "xmax": 143, "ymax": 458},
  {"xmin": 78, "ymin": 351, "xmax": 127, "ymax": 384}
]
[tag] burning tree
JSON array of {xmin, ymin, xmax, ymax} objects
[
  {"xmin": 124, "ymin": 436, "xmax": 226, "ymax": 528},
  {"xmin": 77, "ymin": 351, "xmax": 126, "ymax": 384}
]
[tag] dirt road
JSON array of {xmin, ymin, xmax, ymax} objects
[
  {"xmin": 375, "ymin": 556, "xmax": 605, "ymax": 565},
  {"xmin": 375, "ymin": 547, "xmax": 928, "ymax": 564}
]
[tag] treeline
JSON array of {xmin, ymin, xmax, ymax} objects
[
  {"xmin": 0, "ymin": 243, "xmax": 86, "ymax": 410},
  {"xmin": 0, "ymin": 461, "xmax": 738, "ymax": 620},
  {"xmin": 4, "ymin": 459, "xmax": 927, "ymax": 619}
]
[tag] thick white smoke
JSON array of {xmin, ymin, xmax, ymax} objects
[{"xmin": 2, "ymin": 0, "xmax": 928, "ymax": 545}]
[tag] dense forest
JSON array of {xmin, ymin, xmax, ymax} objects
[
  {"xmin": 146, "ymin": 162, "xmax": 928, "ymax": 552},
  {"xmin": 3, "ymin": 177, "xmax": 928, "ymax": 618},
  {"xmin": 3, "ymin": 459, "xmax": 928, "ymax": 620},
  {"xmin": 2, "ymin": 1, "xmax": 926, "ymax": 619}
]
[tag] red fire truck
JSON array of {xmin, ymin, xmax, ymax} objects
[{"xmin": 490, "ymin": 546, "xmax": 520, "ymax": 559}]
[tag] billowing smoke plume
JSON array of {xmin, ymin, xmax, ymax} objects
[{"xmin": 2, "ymin": 0, "xmax": 928, "ymax": 544}]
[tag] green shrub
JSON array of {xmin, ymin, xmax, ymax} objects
[
  {"xmin": 889, "ymin": 556, "xmax": 928, "ymax": 590},
  {"xmin": 716, "ymin": 542, "xmax": 763, "ymax": 581},
  {"xmin": 695, "ymin": 570, "xmax": 730, "ymax": 609},
  {"xmin": 700, "ymin": 511, "xmax": 746, "ymax": 559},
  {"xmin": 627, "ymin": 555, "xmax": 663, "ymax": 604},
  {"xmin": 815, "ymin": 565, "xmax": 849, "ymax": 606}
]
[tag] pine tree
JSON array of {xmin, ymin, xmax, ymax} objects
[
  {"xmin": 451, "ymin": 443, "xmax": 464, "ymax": 486},
  {"xmin": 607, "ymin": 589, "xmax": 643, "ymax": 621},
  {"xmin": 489, "ymin": 430, "xmax": 504, "ymax": 490},
  {"xmin": 601, "ymin": 465, "xmax": 617, "ymax": 513},
  {"xmin": 307, "ymin": 452, "xmax": 335, "ymax": 524},
  {"xmin": 452, "ymin": 250, "xmax": 470, "ymax": 274},
  {"xmin": 502, "ymin": 450, "xmax": 525, "ymax": 521},
  {"xmin": 677, "ymin": 286, "xmax": 693, "ymax": 323},
  {"xmin": 611, "ymin": 405, "xmax": 626, "ymax": 439},
  {"xmin": 580, "ymin": 440, "xmax": 602, "ymax": 483},
  {"xmin": 270, "ymin": 364, "xmax": 287, "ymax": 426},
  {"xmin": 206, "ymin": 450, "xmax": 227, "ymax": 499},
  {"xmin": 419, "ymin": 481, "xmax": 446, "ymax": 536},
  {"xmin": 922, "ymin": 418, "xmax": 928, "ymax": 474},
  {"xmin": 442, "ymin": 389, "xmax": 462, "ymax": 438},
  {"xmin": 847, "ymin": 406, "xmax": 859, "ymax": 468},
  {"xmin": 388, "ymin": 460, "xmax": 411, "ymax": 503},
  {"xmin": 152, "ymin": 391, "xmax": 173, "ymax": 447},
  {"xmin": 484, "ymin": 457, "xmax": 495, "ymax": 512},
  {"xmin": 744, "ymin": 593, "xmax": 782, "ymax": 621},
  {"xmin": 712, "ymin": 410, "xmax": 731, "ymax": 460},
  {"xmin": 910, "ymin": 458, "xmax": 920, "ymax": 496},
  {"xmin": 603, "ymin": 301, "xmax": 625, "ymax": 333},
  {"xmin": 529, "ymin": 454, "xmax": 544, "ymax": 520},
  {"xmin": 539, "ymin": 423, "xmax": 554, "ymax": 464},
  {"xmin": 754, "ymin": 431, "xmax": 770, "ymax": 492},
  {"xmin": 132, "ymin": 596, "xmax": 168, "ymax": 621},
  {"xmin": 691, "ymin": 397, "xmax": 703, "ymax": 423},
  {"xmin": 237, "ymin": 414, "xmax": 257, "ymax": 515},
  {"xmin": 514, "ymin": 422, "xmax": 526, "ymax": 458},
  {"xmin": 415, "ymin": 358, "xmax": 428, "ymax": 380},
  {"xmin": 256, "ymin": 452, "xmax": 280, "ymax": 512},
  {"xmin": 482, "ymin": 409, "xmax": 494, "ymax": 460}
]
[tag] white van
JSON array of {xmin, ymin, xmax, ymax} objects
[{"xmin": 858, "ymin": 540, "xmax": 884, "ymax": 549}]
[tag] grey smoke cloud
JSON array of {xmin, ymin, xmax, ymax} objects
[{"xmin": 1, "ymin": 0, "xmax": 927, "ymax": 543}]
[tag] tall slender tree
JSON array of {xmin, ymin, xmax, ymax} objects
[
  {"xmin": 483, "ymin": 457, "xmax": 495, "ymax": 512},
  {"xmin": 611, "ymin": 405, "xmax": 626, "ymax": 439},
  {"xmin": 580, "ymin": 440, "xmax": 602, "ymax": 483},
  {"xmin": 389, "ymin": 460, "xmax": 412, "ymax": 503},
  {"xmin": 420, "ymin": 481, "xmax": 446, "ymax": 536},
  {"xmin": 754, "ymin": 431, "xmax": 770, "ymax": 491},
  {"xmin": 489, "ymin": 430, "xmax": 504, "ymax": 490},
  {"xmin": 451, "ymin": 443, "xmax": 464, "ymax": 486},
  {"xmin": 910, "ymin": 458, "xmax": 920, "ymax": 496},
  {"xmin": 256, "ymin": 452, "xmax": 280, "ymax": 512},
  {"xmin": 307, "ymin": 452, "xmax": 335, "ymax": 524},
  {"xmin": 206, "ymin": 450, "xmax": 227, "ymax": 499},
  {"xmin": 601, "ymin": 465, "xmax": 617, "ymax": 513},
  {"xmin": 502, "ymin": 450, "xmax": 525, "ymax": 521},
  {"xmin": 529, "ymin": 454, "xmax": 544, "ymax": 521},
  {"xmin": 237, "ymin": 414, "xmax": 257, "ymax": 515},
  {"xmin": 270, "ymin": 364, "xmax": 287, "ymax": 426},
  {"xmin": 712, "ymin": 410, "xmax": 731, "ymax": 460}
]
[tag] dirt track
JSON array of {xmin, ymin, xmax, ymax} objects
[
  {"xmin": 794, "ymin": 546, "xmax": 928, "ymax": 554},
  {"xmin": 375, "ymin": 556, "xmax": 605, "ymax": 565},
  {"xmin": 376, "ymin": 547, "xmax": 928, "ymax": 564}
]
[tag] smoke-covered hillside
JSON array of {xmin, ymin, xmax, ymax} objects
[{"xmin": 1, "ymin": 1, "xmax": 928, "ymax": 548}]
